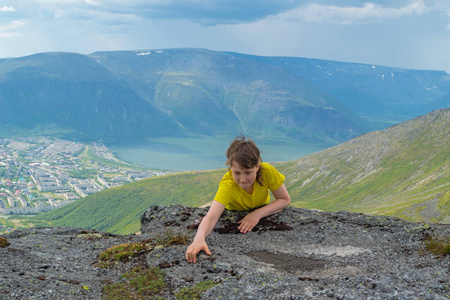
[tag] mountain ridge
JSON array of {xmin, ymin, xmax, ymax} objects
[
  {"xmin": 226, "ymin": 51, "xmax": 450, "ymax": 122},
  {"xmin": 33, "ymin": 109, "xmax": 450, "ymax": 234},
  {"xmin": 277, "ymin": 108, "xmax": 449, "ymax": 223},
  {"xmin": 1, "ymin": 48, "xmax": 448, "ymax": 142}
]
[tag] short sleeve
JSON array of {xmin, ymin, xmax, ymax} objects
[
  {"xmin": 214, "ymin": 171, "xmax": 234, "ymax": 208},
  {"xmin": 213, "ymin": 163, "xmax": 286, "ymax": 211},
  {"xmin": 260, "ymin": 163, "xmax": 285, "ymax": 191}
]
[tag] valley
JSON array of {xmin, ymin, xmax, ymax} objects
[
  {"xmin": 0, "ymin": 48, "xmax": 448, "ymax": 235},
  {"xmin": 0, "ymin": 137, "xmax": 176, "ymax": 233},
  {"xmin": 28, "ymin": 109, "xmax": 449, "ymax": 235},
  {"xmin": 0, "ymin": 135, "xmax": 333, "ymax": 233}
]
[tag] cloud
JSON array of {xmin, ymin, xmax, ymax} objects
[
  {"xmin": 85, "ymin": 0, "xmax": 100, "ymax": 5},
  {"xmin": 1, "ymin": 0, "xmax": 450, "ymax": 73},
  {"xmin": 447, "ymin": 13, "xmax": 450, "ymax": 30},
  {"xmin": 5, "ymin": 1, "xmax": 432, "ymax": 27},
  {"xmin": 433, "ymin": 0, "xmax": 450, "ymax": 30},
  {"xmin": 0, "ymin": 20, "xmax": 25, "ymax": 38},
  {"xmin": 0, "ymin": 6, "xmax": 15, "ymax": 12},
  {"xmin": 276, "ymin": 1, "xmax": 427, "ymax": 24},
  {"xmin": 31, "ymin": 0, "xmax": 300, "ymax": 25}
]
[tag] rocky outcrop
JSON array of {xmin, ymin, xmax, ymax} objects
[{"xmin": 1, "ymin": 205, "xmax": 449, "ymax": 299}]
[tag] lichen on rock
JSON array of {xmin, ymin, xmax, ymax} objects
[
  {"xmin": 1, "ymin": 205, "xmax": 449, "ymax": 299},
  {"xmin": 0, "ymin": 236, "xmax": 10, "ymax": 248}
]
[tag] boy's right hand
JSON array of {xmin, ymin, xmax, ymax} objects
[{"xmin": 185, "ymin": 239, "xmax": 212, "ymax": 263}]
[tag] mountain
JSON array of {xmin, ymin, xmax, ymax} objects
[
  {"xmin": 228, "ymin": 52, "xmax": 450, "ymax": 126},
  {"xmin": 34, "ymin": 109, "xmax": 450, "ymax": 234},
  {"xmin": 430, "ymin": 92, "xmax": 450, "ymax": 111},
  {"xmin": 1, "ymin": 48, "xmax": 449, "ymax": 143},
  {"xmin": 0, "ymin": 49, "xmax": 366, "ymax": 143},
  {"xmin": 277, "ymin": 108, "xmax": 449, "ymax": 223},
  {"xmin": 0, "ymin": 52, "xmax": 179, "ymax": 139}
]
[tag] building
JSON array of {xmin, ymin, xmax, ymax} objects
[{"xmin": 58, "ymin": 171, "xmax": 69, "ymax": 182}]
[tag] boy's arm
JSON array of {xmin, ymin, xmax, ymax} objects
[
  {"xmin": 238, "ymin": 183, "xmax": 291, "ymax": 233},
  {"xmin": 186, "ymin": 200, "xmax": 225, "ymax": 263}
]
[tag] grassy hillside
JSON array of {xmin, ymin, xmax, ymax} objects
[
  {"xmin": 34, "ymin": 109, "xmax": 449, "ymax": 234},
  {"xmin": 276, "ymin": 108, "xmax": 449, "ymax": 223},
  {"xmin": 36, "ymin": 170, "xmax": 224, "ymax": 234}
]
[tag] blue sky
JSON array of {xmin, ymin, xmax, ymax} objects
[{"xmin": 1, "ymin": 0, "xmax": 450, "ymax": 72}]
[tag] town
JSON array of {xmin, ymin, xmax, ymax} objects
[{"xmin": 0, "ymin": 137, "xmax": 175, "ymax": 217}]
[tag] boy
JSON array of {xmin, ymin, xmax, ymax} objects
[{"xmin": 186, "ymin": 136, "xmax": 291, "ymax": 263}]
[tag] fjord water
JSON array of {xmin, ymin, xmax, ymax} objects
[{"xmin": 107, "ymin": 136, "xmax": 333, "ymax": 171}]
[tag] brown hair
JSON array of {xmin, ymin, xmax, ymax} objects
[{"xmin": 226, "ymin": 135, "xmax": 263, "ymax": 185}]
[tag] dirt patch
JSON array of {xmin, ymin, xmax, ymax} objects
[
  {"xmin": 187, "ymin": 216, "xmax": 294, "ymax": 234},
  {"xmin": 247, "ymin": 250, "xmax": 327, "ymax": 273},
  {"xmin": 214, "ymin": 218, "xmax": 293, "ymax": 234}
]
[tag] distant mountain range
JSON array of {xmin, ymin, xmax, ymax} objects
[
  {"xmin": 228, "ymin": 53, "xmax": 450, "ymax": 124},
  {"xmin": 1, "ymin": 48, "xmax": 448, "ymax": 143},
  {"xmin": 278, "ymin": 108, "xmax": 449, "ymax": 223},
  {"xmin": 35, "ymin": 109, "xmax": 449, "ymax": 234}
]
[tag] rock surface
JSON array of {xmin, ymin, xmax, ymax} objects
[{"xmin": 1, "ymin": 205, "xmax": 449, "ymax": 299}]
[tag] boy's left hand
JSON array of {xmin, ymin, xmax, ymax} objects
[{"xmin": 238, "ymin": 212, "xmax": 261, "ymax": 233}]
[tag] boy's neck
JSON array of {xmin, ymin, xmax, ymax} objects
[{"xmin": 244, "ymin": 184, "xmax": 254, "ymax": 194}]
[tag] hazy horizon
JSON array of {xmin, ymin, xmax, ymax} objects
[{"xmin": 1, "ymin": 1, "xmax": 450, "ymax": 73}]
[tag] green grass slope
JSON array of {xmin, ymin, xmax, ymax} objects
[
  {"xmin": 34, "ymin": 109, "xmax": 449, "ymax": 234},
  {"xmin": 35, "ymin": 170, "xmax": 224, "ymax": 234},
  {"xmin": 276, "ymin": 108, "xmax": 449, "ymax": 223}
]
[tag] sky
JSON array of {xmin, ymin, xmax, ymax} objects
[{"xmin": 1, "ymin": 0, "xmax": 450, "ymax": 73}]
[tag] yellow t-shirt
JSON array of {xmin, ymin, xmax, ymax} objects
[{"xmin": 214, "ymin": 162, "xmax": 285, "ymax": 211}]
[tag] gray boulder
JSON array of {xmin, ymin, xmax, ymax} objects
[{"xmin": 0, "ymin": 205, "xmax": 448, "ymax": 299}]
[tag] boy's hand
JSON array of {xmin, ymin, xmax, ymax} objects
[
  {"xmin": 238, "ymin": 211, "xmax": 261, "ymax": 233},
  {"xmin": 185, "ymin": 239, "xmax": 212, "ymax": 263}
]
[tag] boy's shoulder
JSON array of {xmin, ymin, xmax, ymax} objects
[
  {"xmin": 219, "ymin": 170, "xmax": 235, "ymax": 185},
  {"xmin": 260, "ymin": 162, "xmax": 277, "ymax": 172}
]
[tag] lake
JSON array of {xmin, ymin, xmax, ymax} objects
[{"xmin": 106, "ymin": 136, "xmax": 334, "ymax": 171}]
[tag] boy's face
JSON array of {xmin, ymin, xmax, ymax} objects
[{"xmin": 230, "ymin": 161, "xmax": 260, "ymax": 192}]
